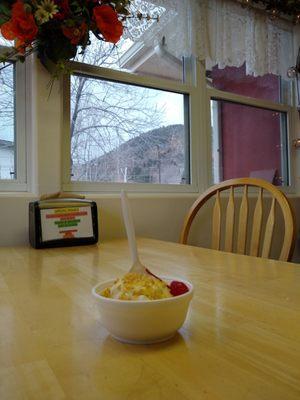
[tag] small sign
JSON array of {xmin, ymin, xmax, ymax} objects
[{"xmin": 40, "ymin": 206, "xmax": 93, "ymax": 242}]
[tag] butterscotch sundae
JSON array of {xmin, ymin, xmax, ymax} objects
[{"xmin": 100, "ymin": 272, "xmax": 189, "ymax": 301}]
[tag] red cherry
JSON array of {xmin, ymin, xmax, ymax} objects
[{"xmin": 169, "ymin": 281, "xmax": 189, "ymax": 296}]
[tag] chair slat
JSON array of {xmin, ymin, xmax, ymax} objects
[
  {"xmin": 224, "ymin": 186, "xmax": 235, "ymax": 252},
  {"xmin": 261, "ymin": 198, "xmax": 276, "ymax": 259},
  {"xmin": 250, "ymin": 188, "xmax": 263, "ymax": 257},
  {"xmin": 211, "ymin": 190, "xmax": 221, "ymax": 250},
  {"xmin": 237, "ymin": 185, "xmax": 248, "ymax": 254}
]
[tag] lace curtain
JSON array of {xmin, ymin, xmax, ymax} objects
[{"xmin": 125, "ymin": 0, "xmax": 297, "ymax": 78}]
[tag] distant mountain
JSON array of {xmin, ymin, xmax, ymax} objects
[{"xmin": 73, "ymin": 124, "xmax": 188, "ymax": 184}]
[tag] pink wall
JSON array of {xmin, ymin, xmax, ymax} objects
[{"xmin": 212, "ymin": 64, "xmax": 283, "ymax": 185}]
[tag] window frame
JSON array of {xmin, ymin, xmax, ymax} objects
[
  {"xmin": 206, "ymin": 83, "xmax": 296, "ymax": 194},
  {"xmin": 61, "ymin": 57, "xmax": 296, "ymax": 195},
  {"xmin": 62, "ymin": 59, "xmax": 206, "ymax": 194},
  {"xmin": 0, "ymin": 45, "xmax": 27, "ymax": 191}
]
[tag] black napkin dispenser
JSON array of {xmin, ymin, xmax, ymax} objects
[{"xmin": 29, "ymin": 199, "xmax": 98, "ymax": 249}]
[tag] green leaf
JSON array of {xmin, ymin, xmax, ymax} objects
[{"xmin": 0, "ymin": 2, "xmax": 11, "ymax": 24}]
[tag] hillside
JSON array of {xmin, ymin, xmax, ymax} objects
[{"xmin": 73, "ymin": 124, "xmax": 188, "ymax": 184}]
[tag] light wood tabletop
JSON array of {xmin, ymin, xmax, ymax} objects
[{"xmin": 0, "ymin": 238, "xmax": 300, "ymax": 400}]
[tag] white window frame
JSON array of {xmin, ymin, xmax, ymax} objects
[
  {"xmin": 206, "ymin": 80, "xmax": 296, "ymax": 194},
  {"xmin": 0, "ymin": 45, "xmax": 27, "ymax": 191},
  {"xmin": 62, "ymin": 59, "xmax": 208, "ymax": 194},
  {"xmin": 62, "ymin": 57, "xmax": 296, "ymax": 195}
]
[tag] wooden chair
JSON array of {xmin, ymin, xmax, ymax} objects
[{"xmin": 180, "ymin": 178, "xmax": 296, "ymax": 261}]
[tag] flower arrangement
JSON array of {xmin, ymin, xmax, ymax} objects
[{"xmin": 0, "ymin": 0, "xmax": 156, "ymax": 75}]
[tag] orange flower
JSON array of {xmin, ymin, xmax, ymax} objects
[
  {"xmin": 62, "ymin": 22, "xmax": 87, "ymax": 45},
  {"xmin": 93, "ymin": 5, "xmax": 123, "ymax": 44},
  {"xmin": 0, "ymin": 0, "xmax": 38, "ymax": 51}
]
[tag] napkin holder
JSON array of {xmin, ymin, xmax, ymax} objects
[{"xmin": 29, "ymin": 194, "xmax": 98, "ymax": 249}]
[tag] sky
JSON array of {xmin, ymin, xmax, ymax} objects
[{"xmin": 154, "ymin": 91, "xmax": 184, "ymax": 126}]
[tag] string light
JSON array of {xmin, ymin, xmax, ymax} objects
[
  {"xmin": 239, "ymin": 1, "xmax": 300, "ymax": 23},
  {"xmin": 269, "ymin": 7, "xmax": 280, "ymax": 21},
  {"xmin": 241, "ymin": 0, "xmax": 252, "ymax": 8}
]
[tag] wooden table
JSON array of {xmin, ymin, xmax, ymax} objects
[{"xmin": 0, "ymin": 238, "xmax": 300, "ymax": 400}]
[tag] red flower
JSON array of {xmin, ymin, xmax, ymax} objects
[
  {"xmin": 93, "ymin": 5, "xmax": 123, "ymax": 44},
  {"xmin": 62, "ymin": 22, "xmax": 87, "ymax": 45},
  {"xmin": 0, "ymin": 0, "xmax": 38, "ymax": 52},
  {"xmin": 54, "ymin": 0, "xmax": 70, "ymax": 20}
]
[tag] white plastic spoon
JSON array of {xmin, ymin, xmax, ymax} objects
[{"xmin": 120, "ymin": 191, "xmax": 147, "ymax": 274}]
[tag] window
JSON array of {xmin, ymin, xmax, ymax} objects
[
  {"xmin": 61, "ymin": 0, "xmax": 297, "ymax": 195},
  {"xmin": 63, "ymin": 53, "xmax": 199, "ymax": 193},
  {"xmin": 207, "ymin": 64, "xmax": 293, "ymax": 188},
  {"xmin": 73, "ymin": 0, "xmax": 182, "ymax": 84},
  {"xmin": 70, "ymin": 74, "xmax": 189, "ymax": 185},
  {"xmin": 74, "ymin": 34, "xmax": 184, "ymax": 83},
  {"xmin": 211, "ymin": 100, "xmax": 289, "ymax": 186},
  {"xmin": 0, "ymin": 42, "xmax": 27, "ymax": 191}
]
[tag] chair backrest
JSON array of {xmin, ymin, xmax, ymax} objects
[{"xmin": 180, "ymin": 178, "xmax": 296, "ymax": 262}]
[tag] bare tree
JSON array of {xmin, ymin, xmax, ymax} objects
[
  {"xmin": 71, "ymin": 38, "xmax": 166, "ymax": 182},
  {"xmin": 0, "ymin": 63, "xmax": 14, "ymax": 135}
]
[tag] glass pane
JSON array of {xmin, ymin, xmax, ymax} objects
[
  {"xmin": 70, "ymin": 74, "xmax": 189, "ymax": 185},
  {"xmin": 208, "ymin": 64, "xmax": 291, "ymax": 104},
  {"xmin": 74, "ymin": 35, "xmax": 183, "ymax": 82},
  {"xmin": 73, "ymin": 1, "xmax": 184, "ymax": 82},
  {"xmin": 211, "ymin": 100, "xmax": 288, "ymax": 186},
  {"xmin": 0, "ymin": 63, "xmax": 15, "ymax": 180},
  {"xmin": 74, "ymin": 37, "xmax": 133, "ymax": 70}
]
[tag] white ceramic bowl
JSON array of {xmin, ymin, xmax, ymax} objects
[{"xmin": 92, "ymin": 276, "xmax": 193, "ymax": 344}]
